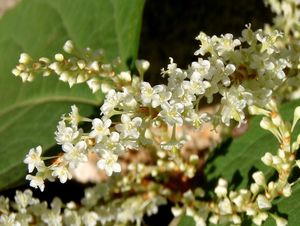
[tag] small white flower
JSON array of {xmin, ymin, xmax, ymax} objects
[
  {"xmin": 24, "ymin": 145, "xmax": 44, "ymax": 173},
  {"xmin": 89, "ymin": 118, "xmax": 111, "ymax": 143},
  {"xmin": 140, "ymin": 82, "xmax": 154, "ymax": 105},
  {"xmin": 62, "ymin": 141, "xmax": 88, "ymax": 168},
  {"xmin": 216, "ymin": 33, "xmax": 241, "ymax": 56},
  {"xmin": 87, "ymin": 78, "xmax": 101, "ymax": 93},
  {"xmin": 136, "ymin": 59, "xmax": 150, "ymax": 75},
  {"xmin": 51, "ymin": 164, "xmax": 72, "ymax": 183},
  {"xmin": 158, "ymin": 102, "xmax": 184, "ymax": 126},
  {"xmin": 26, "ymin": 174, "xmax": 45, "ymax": 191},
  {"xmin": 273, "ymin": 215, "xmax": 288, "ymax": 226},
  {"xmin": 218, "ymin": 198, "xmax": 232, "ymax": 215},
  {"xmin": 55, "ymin": 53, "xmax": 64, "ymax": 62},
  {"xmin": 0, "ymin": 213, "xmax": 21, "ymax": 226},
  {"xmin": 252, "ymin": 171, "xmax": 266, "ymax": 186},
  {"xmin": 69, "ymin": 105, "xmax": 80, "ymax": 128},
  {"xmin": 100, "ymin": 90, "xmax": 120, "ymax": 116},
  {"xmin": 256, "ymin": 194, "xmax": 271, "ymax": 210},
  {"xmin": 63, "ymin": 40, "xmax": 74, "ymax": 53},
  {"xmin": 115, "ymin": 114, "xmax": 142, "ymax": 139},
  {"xmin": 252, "ymin": 212, "xmax": 268, "ymax": 225},
  {"xmin": 152, "ymin": 85, "xmax": 172, "ymax": 108},
  {"xmin": 118, "ymin": 71, "xmax": 132, "ymax": 82},
  {"xmin": 82, "ymin": 211, "xmax": 98, "ymax": 226},
  {"xmin": 19, "ymin": 53, "xmax": 31, "ymax": 64},
  {"xmin": 97, "ymin": 151, "xmax": 121, "ymax": 176},
  {"xmin": 55, "ymin": 120, "xmax": 80, "ymax": 145}
]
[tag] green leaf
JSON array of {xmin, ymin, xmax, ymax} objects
[
  {"xmin": 205, "ymin": 99, "xmax": 300, "ymax": 225},
  {"xmin": 205, "ymin": 100, "xmax": 300, "ymax": 188},
  {"xmin": 0, "ymin": 0, "xmax": 145, "ymax": 190},
  {"xmin": 178, "ymin": 215, "xmax": 196, "ymax": 226}
]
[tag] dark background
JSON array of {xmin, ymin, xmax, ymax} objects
[
  {"xmin": 139, "ymin": 0, "xmax": 273, "ymax": 84},
  {"xmin": 1, "ymin": 1, "xmax": 273, "ymax": 225}
]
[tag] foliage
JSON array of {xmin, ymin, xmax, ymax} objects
[
  {"xmin": 0, "ymin": 0, "xmax": 144, "ymax": 190},
  {"xmin": 1, "ymin": 0, "xmax": 300, "ymax": 226}
]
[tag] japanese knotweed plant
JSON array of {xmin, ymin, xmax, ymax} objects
[{"xmin": 3, "ymin": 0, "xmax": 300, "ymax": 226}]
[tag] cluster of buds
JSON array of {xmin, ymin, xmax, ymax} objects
[{"xmin": 11, "ymin": 40, "xmax": 127, "ymax": 93}]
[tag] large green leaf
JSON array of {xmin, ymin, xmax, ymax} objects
[
  {"xmin": 0, "ymin": 0, "xmax": 145, "ymax": 190},
  {"xmin": 205, "ymin": 100, "xmax": 300, "ymax": 225}
]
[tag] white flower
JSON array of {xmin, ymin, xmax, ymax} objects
[
  {"xmin": 63, "ymin": 209, "xmax": 81, "ymax": 226},
  {"xmin": 218, "ymin": 198, "xmax": 232, "ymax": 215},
  {"xmin": 214, "ymin": 178, "xmax": 228, "ymax": 198},
  {"xmin": 252, "ymin": 212, "xmax": 268, "ymax": 225},
  {"xmin": 82, "ymin": 211, "xmax": 98, "ymax": 226},
  {"xmin": 97, "ymin": 151, "xmax": 121, "ymax": 176},
  {"xmin": 100, "ymin": 90, "xmax": 120, "ymax": 116},
  {"xmin": 173, "ymin": 85, "xmax": 197, "ymax": 107},
  {"xmin": 115, "ymin": 114, "xmax": 142, "ymax": 139},
  {"xmin": 19, "ymin": 53, "xmax": 31, "ymax": 64},
  {"xmin": 186, "ymin": 111, "xmax": 211, "ymax": 128},
  {"xmin": 136, "ymin": 59, "xmax": 150, "ymax": 75},
  {"xmin": 59, "ymin": 71, "xmax": 77, "ymax": 87},
  {"xmin": 256, "ymin": 194, "xmax": 271, "ymax": 210},
  {"xmin": 69, "ymin": 105, "xmax": 80, "ymax": 128},
  {"xmin": 220, "ymin": 85, "xmax": 252, "ymax": 126},
  {"xmin": 51, "ymin": 164, "xmax": 72, "ymax": 183},
  {"xmin": 14, "ymin": 190, "xmax": 34, "ymax": 210},
  {"xmin": 63, "ymin": 40, "xmax": 74, "ymax": 53},
  {"xmin": 158, "ymin": 102, "xmax": 184, "ymax": 126},
  {"xmin": 252, "ymin": 171, "xmax": 266, "ymax": 186},
  {"xmin": 62, "ymin": 141, "xmax": 88, "ymax": 168},
  {"xmin": 190, "ymin": 58, "xmax": 210, "ymax": 76},
  {"xmin": 26, "ymin": 174, "xmax": 45, "ymax": 191},
  {"xmin": 167, "ymin": 68, "xmax": 187, "ymax": 89},
  {"xmin": 89, "ymin": 118, "xmax": 111, "ymax": 143},
  {"xmin": 182, "ymin": 71, "xmax": 211, "ymax": 95},
  {"xmin": 94, "ymin": 132, "xmax": 125, "ymax": 155},
  {"xmin": 273, "ymin": 215, "xmax": 288, "ymax": 226},
  {"xmin": 55, "ymin": 120, "xmax": 80, "ymax": 145},
  {"xmin": 0, "ymin": 213, "xmax": 21, "ymax": 226},
  {"xmin": 118, "ymin": 88, "xmax": 138, "ymax": 110},
  {"xmin": 140, "ymin": 82, "xmax": 154, "ymax": 105},
  {"xmin": 195, "ymin": 32, "xmax": 216, "ymax": 56},
  {"xmin": 216, "ymin": 33, "xmax": 241, "ymax": 56},
  {"xmin": 118, "ymin": 71, "xmax": 132, "ymax": 82},
  {"xmin": 152, "ymin": 85, "xmax": 172, "ymax": 108},
  {"xmin": 24, "ymin": 145, "xmax": 44, "ymax": 173},
  {"xmin": 87, "ymin": 78, "xmax": 101, "ymax": 93}
]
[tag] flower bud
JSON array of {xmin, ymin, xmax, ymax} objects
[
  {"xmin": 256, "ymin": 194, "xmax": 271, "ymax": 210},
  {"xmin": 118, "ymin": 71, "xmax": 131, "ymax": 82},
  {"xmin": 19, "ymin": 53, "xmax": 31, "ymax": 64},
  {"xmin": 136, "ymin": 59, "xmax": 150, "ymax": 75},
  {"xmin": 261, "ymin": 152, "xmax": 273, "ymax": 166},
  {"xmin": 63, "ymin": 40, "xmax": 74, "ymax": 53},
  {"xmin": 250, "ymin": 183, "xmax": 260, "ymax": 194},
  {"xmin": 55, "ymin": 53, "xmax": 64, "ymax": 62},
  {"xmin": 252, "ymin": 171, "xmax": 266, "ymax": 186},
  {"xmin": 90, "ymin": 61, "xmax": 99, "ymax": 71},
  {"xmin": 273, "ymin": 215, "xmax": 288, "ymax": 226},
  {"xmin": 282, "ymin": 183, "xmax": 292, "ymax": 197}
]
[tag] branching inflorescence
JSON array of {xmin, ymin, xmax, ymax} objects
[{"xmin": 3, "ymin": 0, "xmax": 300, "ymax": 225}]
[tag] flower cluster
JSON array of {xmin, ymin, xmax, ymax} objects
[
  {"xmin": 168, "ymin": 101, "xmax": 300, "ymax": 226},
  {"xmin": 11, "ymin": 41, "xmax": 126, "ymax": 93},
  {"xmin": 0, "ymin": 186, "xmax": 166, "ymax": 226},
  {"xmin": 7, "ymin": 0, "xmax": 300, "ymax": 225}
]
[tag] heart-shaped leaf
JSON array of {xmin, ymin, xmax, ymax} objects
[{"xmin": 0, "ymin": 0, "xmax": 145, "ymax": 190}]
